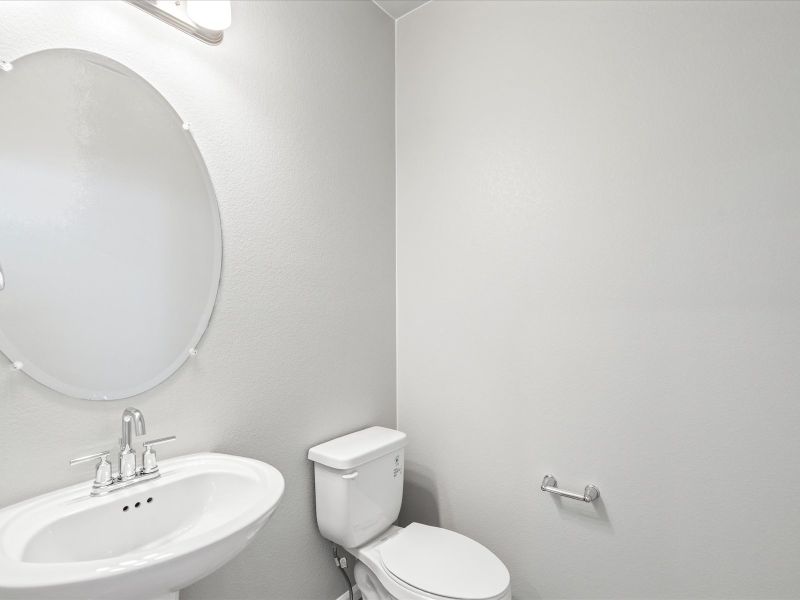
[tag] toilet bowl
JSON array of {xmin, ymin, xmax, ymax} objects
[
  {"xmin": 308, "ymin": 427, "xmax": 511, "ymax": 600},
  {"xmin": 351, "ymin": 525, "xmax": 510, "ymax": 600}
]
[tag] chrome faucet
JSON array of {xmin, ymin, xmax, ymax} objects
[
  {"xmin": 70, "ymin": 408, "xmax": 175, "ymax": 496},
  {"xmin": 119, "ymin": 407, "xmax": 147, "ymax": 480}
]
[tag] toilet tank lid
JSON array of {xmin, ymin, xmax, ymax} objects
[{"xmin": 308, "ymin": 426, "xmax": 407, "ymax": 470}]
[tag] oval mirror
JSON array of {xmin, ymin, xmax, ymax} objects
[{"xmin": 0, "ymin": 49, "xmax": 222, "ymax": 400}]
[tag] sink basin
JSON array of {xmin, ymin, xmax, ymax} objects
[{"xmin": 0, "ymin": 453, "xmax": 284, "ymax": 600}]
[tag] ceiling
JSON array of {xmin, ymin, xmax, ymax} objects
[{"xmin": 372, "ymin": 0, "xmax": 429, "ymax": 20}]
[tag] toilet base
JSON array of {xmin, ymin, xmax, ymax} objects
[{"xmin": 355, "ymin": 561, "xmax": 395, "ymax": 600}]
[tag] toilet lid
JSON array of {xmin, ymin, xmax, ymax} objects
[{"xmin": 379, "ymin": 523, "xmax": 510, "ymax": 600}]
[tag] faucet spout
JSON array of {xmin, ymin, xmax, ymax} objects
[
  {"xmin": 121, "ymin": 407, "xmax": 146, "ymax": 451},
  {"xmin": 119, "ymin": 408, "xmax": 147, "ymax": 480}
]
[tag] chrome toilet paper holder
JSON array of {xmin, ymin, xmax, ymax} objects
[{"xmin": 541, "ymin": 474, "xmax": 599, "ymax": 503}]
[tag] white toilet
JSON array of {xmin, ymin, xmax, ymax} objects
[{"xmin": 308, "ymin": 427, "xmax": 511, "ymax": 600}]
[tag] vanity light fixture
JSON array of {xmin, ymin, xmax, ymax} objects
[{"xmin": 126, "ymin": 0, "xmax": 231, "ymax": 46}]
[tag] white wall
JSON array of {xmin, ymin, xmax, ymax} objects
[
  {"xmin": 0, "ymin": 2, "xmax": 395, "ymax": 598},
  {"xmin": 396, "ymin": 2, "xmax": 800, "ymax": 598}
]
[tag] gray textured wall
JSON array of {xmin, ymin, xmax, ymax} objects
[
  {"xmin": 0, "ymin": 2, "xmax": 395, "ymax": 598},
  {"xmin": 397, "ymin": 2, "xmax": 800, "ymax": 598}
]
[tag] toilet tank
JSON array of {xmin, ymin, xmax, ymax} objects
[{"xmin": 308, "ymin": 426, "xmax": 407, "ymax": 548}]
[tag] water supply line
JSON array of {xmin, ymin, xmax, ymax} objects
[{"xmin": 333, "ymin": 544, "xmax": 354, "ymax": 600}]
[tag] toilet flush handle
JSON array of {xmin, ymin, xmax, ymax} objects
[{"xmin": 342, "ymin": 471, "xmax": 359, "ymax": 480}]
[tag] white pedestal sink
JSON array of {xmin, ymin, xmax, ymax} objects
[{"xmin": 0, "ymin": 453, "xmax": 284, "ymax": 600}]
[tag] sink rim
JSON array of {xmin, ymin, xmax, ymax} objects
[{"xmin": 0, "ymin": 452, "xmax": 284, "ymax": 591}]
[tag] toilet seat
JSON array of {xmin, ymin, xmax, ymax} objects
[
  {"xmin": 351, "ymin": 524, "xmax": 510, "ymax": 600},
  {"xmin": 379, "ymin": 523, "xmax": 509, "ymax": 600}
]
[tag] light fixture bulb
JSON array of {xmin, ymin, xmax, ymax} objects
[{"xmin": 186, "ymin": 0, "xmax": 231, "ymax": 31}]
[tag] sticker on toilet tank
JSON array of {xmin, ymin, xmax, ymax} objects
[{"xmin": 393, "ymin": 454, "xmax": 402, "ymax": 477}]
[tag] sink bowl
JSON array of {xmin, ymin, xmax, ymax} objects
[{"xmin": 0, "ymin": 453, "xmax": 284, "ymax": 600}]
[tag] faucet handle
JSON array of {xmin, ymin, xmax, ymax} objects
[
  {"xmin": 144, "ymin": 436, "xmax": 176, "ymax": 448},
  {"xmin": 70, "ymin": 450, "xmax": 114, "ymax": 488},
  {"xmin": 69, "ymin": 450, "xmax": 111, "ymax": 466},
  {"xmin": 142, "ymin": 436, "xmax": 176, "ymax": 474}
]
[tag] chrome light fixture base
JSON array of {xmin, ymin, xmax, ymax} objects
[{"xmin": 126, "ymin": 0, "xmax": 224, "ymax": 46}]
